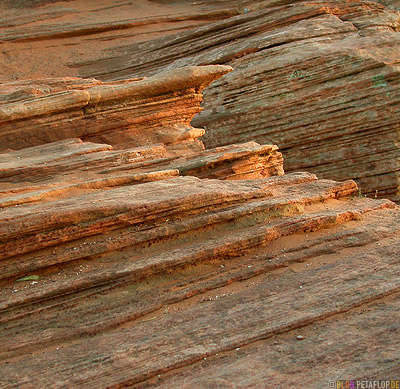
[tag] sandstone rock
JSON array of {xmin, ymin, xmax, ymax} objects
[
  {"xmin": 0, "ymin": 0, "xmax": 239, "ymax": 80},
  {"xmin": 66, "ymin": 0, "xmax": 400, "ymax": 201},
  {"xmin": 193, "ymin": 11, "xmax": 400, "ymax": 201},
  {"xmin": 0, "ymin": 138, "xmax": 284, "ymax": 207},
  {"xmin": 0, "ymin": 65, "xmax": 232, "ymax": 154},
  {"xmin": 1, "ymin": 167, "xmax": 399, "ymax": 387},
  {"xmin": 0, "ymin": 112, "xmax": 399, "ymax": 388},
  {"xmin": 0, "ymin": 2, "xmax": 400, "ymax": 387},
  {"xmin": 377, "ymin": 0, "xmax": 400, "ymax": 10},
  {"xmin": 2, "ymin": 0, "xmax": 399, "ymax": 199}
]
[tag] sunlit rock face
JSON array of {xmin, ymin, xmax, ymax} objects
[
  {"xmin": 1, "ymin": 1, "xmax": 400, "ymax": 387},
  {"xmin": 0, "ymin": 66, "xmax": 233, "ymax": 155},
  {"xmin": 48, "ymin": 0, "xmax": 400, "ymax": 201}
]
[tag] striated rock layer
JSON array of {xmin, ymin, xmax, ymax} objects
[
  {"xmin": 0, "ymin": 0, "xmax": 239, "ymax": 80},
  {"xmin": 0, "ymin": 2, "xmax": 400, "ymax": 383},
  {"xmin": 64, "ymin": 0, "xmax": 400, "ymax": 201},
  {"xmin": 0, "ymin": 66, "xmax": 399, "ymax": 387},
  {"xmin": 1, "ymin": 166, "xmax": 400, "ymax": 387},
  {"xmin": 0, "ymin": 65, "xmax": 232, "ymax": 154},
  {"xmin": 1, "ymin": 0, "xmax": 399, "ymax": 199},
  {"xmin": 0, "ymin": 138, "xmax": 284, "ymax": 208}
]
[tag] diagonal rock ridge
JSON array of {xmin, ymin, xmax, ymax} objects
[
  {"xmin": 0, "ymin": 65, "xmax": 232, "ymax": 154},
  {"xmin": 0, "ymin": 7, "xmax": 399, "ymax": 385}
]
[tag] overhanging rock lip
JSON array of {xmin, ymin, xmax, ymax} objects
[
  {"xmin": 0, "ymin": 65, "xmax": 234, "ymax": 123},
  {"xmin": 0, "ymin": 90, "xmax": 91, "ymax": 124},
  {"xmin": 0, "ymin": 65, "xmax": 234, "ymax": 152},
  {"xmin": 87, "ymin": 65, "xmax": 234, "ymax": 105}
]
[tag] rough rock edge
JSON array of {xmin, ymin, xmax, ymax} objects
[{"xmin": 0, "ymin": 65, "xmax": 232, "ymax": 153}]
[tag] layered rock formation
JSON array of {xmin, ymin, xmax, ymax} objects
[
  {"xmin": 1, "ymin": 159, "xmax": 400, "ymax": 387},
  {"xmin": 68, "ymin": 0, "xmax": 400, "ymax": 201},
  {"xmin": 0, "ymin": 65, "xmax": 232, "ymax": 154},
  {"xmin": 1, "ymin": 1, "xmax": 400, "ymax": 387},
  {"xmin": 1, "ymin": 0, "xmax": 399, "ymax": 199},
  {"xmin": 0, "ymin": 0, "xmax": 239, "ymax": 80},
  {"xmin": 1, "ymin": 63, "xmax": 400, "ymax": 387},
  {"xmin": 0, "ymin": 138, "xmax": 284, "ymax": 209}
]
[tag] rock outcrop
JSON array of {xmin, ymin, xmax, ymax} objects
[
  {"xmin": 1, "ymin": 1, "xmax": 400, "ymax": 387},
  {"xmin": 0, "ymin": 0, "xmax": 239, "ymax": 80},
  {"xmin": 1, "ymin": 159, "xmax": 400, "ymax": 387},
  {"xmin": 66, "ymin": 0, "xmax": 400, "ymax": 201},
  {"xmin": 1, "ymin": 0, "xmax": 399, "ymax": 199},
  {"xmin": 0, "ymin": 138, "xmax": 284, "ymax": 208},
  {"xmin": 0, "ymin": 66, "xmax": 232, "ymax": 154},
  {"xmin": 1, "ymin": 63, "xmax": 400, "ymax": 387}
]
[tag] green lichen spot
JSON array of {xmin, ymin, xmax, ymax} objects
[
  {"xmin": 16, "ymin": 275, "xmax": 40, "ymax": 282},
  {"xmin": 372, "ymin": 74, "xmax": 388, "ymax": 88}
]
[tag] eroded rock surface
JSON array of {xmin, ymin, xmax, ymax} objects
[
  {"xmin": 61, "ymin": 0, "xmax": 400, "ymax": 201},
  {"xmin": 1, "ymin": 164, "xmax": 400, "ymax": 387},
  {"xmin": 0, "ymin": 65, "xmax": 232, "ymax": 154},
  {"xmin": 0, "ymin": 2, "xmax": 400, "ymax": 387},
  {"xmin": 0, "ymin": 138, "xmax": 284, "ymax": 209},
  {"xmin": 0, "ymin": 72, "xmax": 399, "ymax": 388},
  {"xmin": 0, "ymin": 0, "xmax": 239, "ymax": 80},
  {"xmin": 1, "ymin": 0, "xmax": 399, "ymax": 198}
]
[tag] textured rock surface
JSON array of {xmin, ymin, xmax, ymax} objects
[
  {"xmin": 0, "ymin": 97, "xmax": 398, "ymax": 388},
  {"xmin": 0, "ymin": 65, "xmax": 232, "ymax": 154},
  {"xmin": 0, "ymin": 138, "xmax": 284, "ymax": 208},
  {"xmin": 56, "ymin": 0, "xmax": 400, "ymax": 201},
  {"xmin": 1, "ymin": 0, "xmax": 400, "ymax": 199},
  {"xmin": 1, "ymin": 1, "xmax": 400, "ymax": 387},
  {"xmin": 0, "ymin": 0, "xmax": 239, "ymax": 80},
  {"xmin": 1, "ymin": 167, "xmax": 400, "ymax": 387}
]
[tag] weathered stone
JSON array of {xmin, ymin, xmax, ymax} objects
[
  {"xmin": 61, "ymin": 0, "xmax": 400, "ymax": 201},
  {"xmin": 0, "ymin": 138, "xmax": 283, "ymax": 209},
  {"xmin": 0, "ymin": 65, "xmax": 232, "ymax": 153},
  {"xmin": 1, "ymin": 166, "xmax": 399, "ymax": 387},
  {"xmin": 0, "ymin": 2, "xmax": 400, "ymax": 387},
  {"xmin": 140, "ymin": 293, "xmax": 400, "ymax": 387},
  {"xmin": 0, "ymin": 0, "xmax": 239, "ymax": 80}
]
